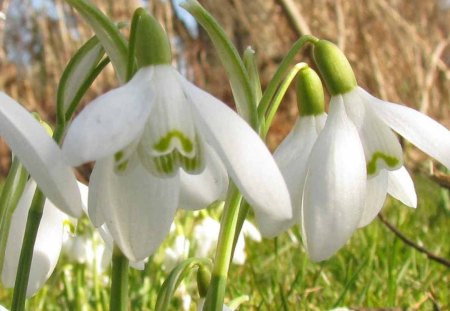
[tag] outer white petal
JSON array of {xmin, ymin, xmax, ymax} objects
[
  {"xmin": 88, "ymin": 161, "xmax": 107, "ymax": 227},
  {"xmin": 343, "ymin": 88, "xmax": 403, "ymax": 176},
  {"xmin": 274, "ymin": 115, "xmax": 324, "ymax": 228},
  {"xmin": 180, "ymin": 76, "xmax": 292, "ymax": 237},
  {"xmin": 364, "ymin": 88, "xmax": 450, "ymax": 169},
  {"xmin": 358, "ymin": 171, "xmax": 388, "ymax": 228},
  {"xmin": 388, "ymin": 166, "xmax": 417, "ymax": 208},
  {"xmin": 0, "ymin": 92, "xmax": 82, "ymax": 217},
  {"xmin": 2, "ymin": 181, "xmax": 66, "ymax": 297},
  {"xmin": 91, "ymin": 158, "xmax": 179, "ymax": 261},
  {"xmin": 302, "ymin": 96, "xmax": 366, "ymax": 262},
  {"xmin": 0, "ymin": 305, "xmax": 8, "ymax": 311},
  {"xmin": 62, "ymin": 68, "xmax": 155, "ymax": 166},
  {"xmin": 179, "ymin": 146, "xmax": 228, "ymax": 210}
]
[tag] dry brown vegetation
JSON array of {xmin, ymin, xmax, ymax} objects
[{"xmin": 0, "ymin": 0, "xmax": 449, "ymax": 179}]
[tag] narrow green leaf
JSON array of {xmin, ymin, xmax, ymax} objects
[
  {"xmin": 57, "ymin": 36, "xmax": 104, "ymax": 122},
  {"xmin": 155, "ymin": 258, "xmax": 211, "ymax": 311},
  {"xmin": 180, "ymin": 0, "xmax": 258, "ymax": 129},
  {"xmin": 243, "ymin": 47, "xmax": 262, "ymax": 105},
  {"xmin": 0, "ymin": 157, "xmax": 29, "ymax": 275},
  {"xmin": 66, "ymin": 0, "xmax": 128, "ymax": 83}
]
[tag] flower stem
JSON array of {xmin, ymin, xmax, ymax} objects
[
  {"xmin": 257, "ymin": 35, "xmax": 318, "ymax": 123},
  {"xmin": 202, "ymin": 183, "xmax": 242, "ymax": 311},
  {"xmin": 110, "ymin": 246, "xmax": 129, "ymax": 311},
  {"xmin": 11, "ymin": 189, "xmax": 46, "ymax": 311}
]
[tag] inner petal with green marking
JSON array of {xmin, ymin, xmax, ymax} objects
[
  {"xmin": 366, "ymin": 151, "xmax": 400, "ymax": 176},
  {"xmin": 138, "ymin": 129, "xmax": 204, "ymax": 177}
]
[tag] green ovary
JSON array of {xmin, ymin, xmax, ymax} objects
[{"xmin": 366, "ymin": 152, "xmax": 400, "ymax": 175}]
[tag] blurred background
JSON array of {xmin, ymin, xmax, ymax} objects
[{"xmin": 0, "ymin": 0, "xmax": 449, "ymax": 180}]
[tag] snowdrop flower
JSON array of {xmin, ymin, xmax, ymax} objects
[
  {"xmin": 1, "ymin": 181, "xmax": 68, "ymax": 297},
  {"xmin": 0, "ymin": 305, "xmax": 8, "ymax": 311},
  {"xmin": 274, "ymin": 66, "xmax": 327, "ymax": 230},
  {"xmin": 302, "ymin": 40, "xmax": 450, "ymax": 261},
  {"xmin": 0, "ymin": 92, "xmax": 82, "ymax": 217},
  {"xmin": 164, "ymin": 235, "xmax": 190, "ymax": 271},
  {"xmin": 62, "ymin": 14, "xmax": 291, "ymax": 262}
]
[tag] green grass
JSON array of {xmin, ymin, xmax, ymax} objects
[{"xmin": 0, "ymin": 173, "xmax": 448, "ymax": 310}]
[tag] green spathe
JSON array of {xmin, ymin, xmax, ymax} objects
[
  {"xmin": 296, "ymin": 66, "xmax": 325, "ymax": 116},
  {"xmin": 313, "ymin": 40, "xmax": 357, "ymax": 95},
  {"xmin": 131, "ymin": 8, "xmax": 171, "ymax": 67}
]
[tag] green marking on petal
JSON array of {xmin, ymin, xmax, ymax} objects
[
  {"xmin": 153, "ymin": 130, "xmax": 194, "ymax": 154},
  {"xmin": 366, "ymin": 151, "xmax": 400, "ymax": 175},
  {"xmin": 116, "ymin": 160, "xmax": 129, "ymax": 173},
  {"xmin": 114, "ymin": 151, "xmax": 124, "ymax": 162}
]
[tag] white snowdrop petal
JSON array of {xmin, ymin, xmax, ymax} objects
[
  {"xmin": 388, "ymin": 166, "xmax": 417, "ymax": 208},
  {"xmin": 2, "ymin": 181, "xmax": 66, "ymax": 297},
  {"xmin": 358, "ymin": 171, "xmax": 388, "ymax": 228},
  {"xmin": 91, "ymin": 158, "xmax": 179, "ymax": 261},
  {"xmin": 182, "ymin": 76, "xmax": 292, "ymax": 237},
  {"xmin": 343, "ymin": 88, "xmax": 403, "ymax": 177},
  {"xmin": 62, "ymin": 68, "xmax": 155, "ymax": 166},
  {"xmin": 179, "ymin": 146, "xmax": 228, "ymax": 210},
  {"xmin": 365, "ymin": 88, "xmax": 450, "ymax": 170},
  {"xmin": 0, "ymin": 92, "xmax": 82, "ymax": 217},
  {"xmin": 274, "ymin": 116, "xmax": 323, "ymax": 227},
  {"xmin": 302, "ymin": 96, "xmax": 366, "ymax": 262}
]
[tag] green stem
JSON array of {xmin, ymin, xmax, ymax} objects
[
  {"xmin": 257, "ymin": 35, "xmax": 318, "ymax": 123},
  {"xmin": 202, "ymin": 183, "xmax": 242, "ymax": 311},
  {"xmin": 109, "ymin": 247, "xmax": 129, "ymax": 311},
  {"xmin": 11, "ymin": 189, "xmax": 46, "ymax": 311},
  {"xmin": 262, "ymin": 63, "xmax": 307, "ymax": 137}
]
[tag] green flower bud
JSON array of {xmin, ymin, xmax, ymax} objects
[
  {"xmin": 196, "ymin": 265, "xmax": 211, "ymax": 298},
  {"xmin": 296, "ymin": 66, "xmax": 325, "ymax": 116},
  {"xmin": 131, "ymin": 8, "xmax": 172, "ymax": 67},
  {"xmin": 313, "ymin": 40, "xmax": 357, "ymax": 95}
]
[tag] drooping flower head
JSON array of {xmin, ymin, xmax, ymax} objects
[
  {"xmin": 62, "ymin": 10, "xmax": 291, "ymax": 261},
  {"xmin": 274, "ymin": 65, "xmax": 327, "ymax": 230},
  {"xmin": 299, "ymin": 40, "xmax": 450, "ymax": 261}
]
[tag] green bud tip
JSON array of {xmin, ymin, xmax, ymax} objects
[
  {"xmin": 131, "ymin": 8, "xmax": 172, "ymax": 67},
  {"xmin": 312, "ymin": 40, "xmax": 357, "ymax": 96},
  {"xmin": 296, "ymin": 64, "xmax": 325, "ymax": 116}
]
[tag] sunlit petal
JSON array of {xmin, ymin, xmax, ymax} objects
[
  {"xmin": 388, "ymin": 166, "xmax": 417, "ymax": 208},
  {"xmin": 358, "ymin": 171, "xmax": 388, "ymax": 228},
  {"xmin": 62, "ymin": 68, "xmax": 155, "ymax": 166},
  {"xmin": 302, "ymin": 96, "xmax": 366, "ymax": 262},
  {"xmin": 365, "ymin": 88, "xmax": 450, "ymax": 169},
  {"xmin": 2, "ymin": 181, "xmax": 66, "ymax": 297},
  {"xmin": 182, "ymin": 76, "xmax": 292, "ymax": 237},
  {"xmin": 343, "ymin": 88, "xmax": 403, "ymax": 177},
  {"xmin": 0, "ymin": 92, "xmax": 82, "ymax": 217},
  {"xmin": 91, "ymin": 158, "xmax": 179, "ymax": 261},
  {"xmin": 179, "ymin": 146, "xmax": 228, "ymax": 210},
  {"xmin": 274, "ymin": 116, "xmax": 324, "ymax": 227}
]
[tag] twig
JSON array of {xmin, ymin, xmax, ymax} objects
[
  {"xmin": 378, "ymin": 213, "xmax": 450, "ymax": 268},
  {"xmin": 277, "ymin": 0, "xmax": 311, "ymax": 36}
]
